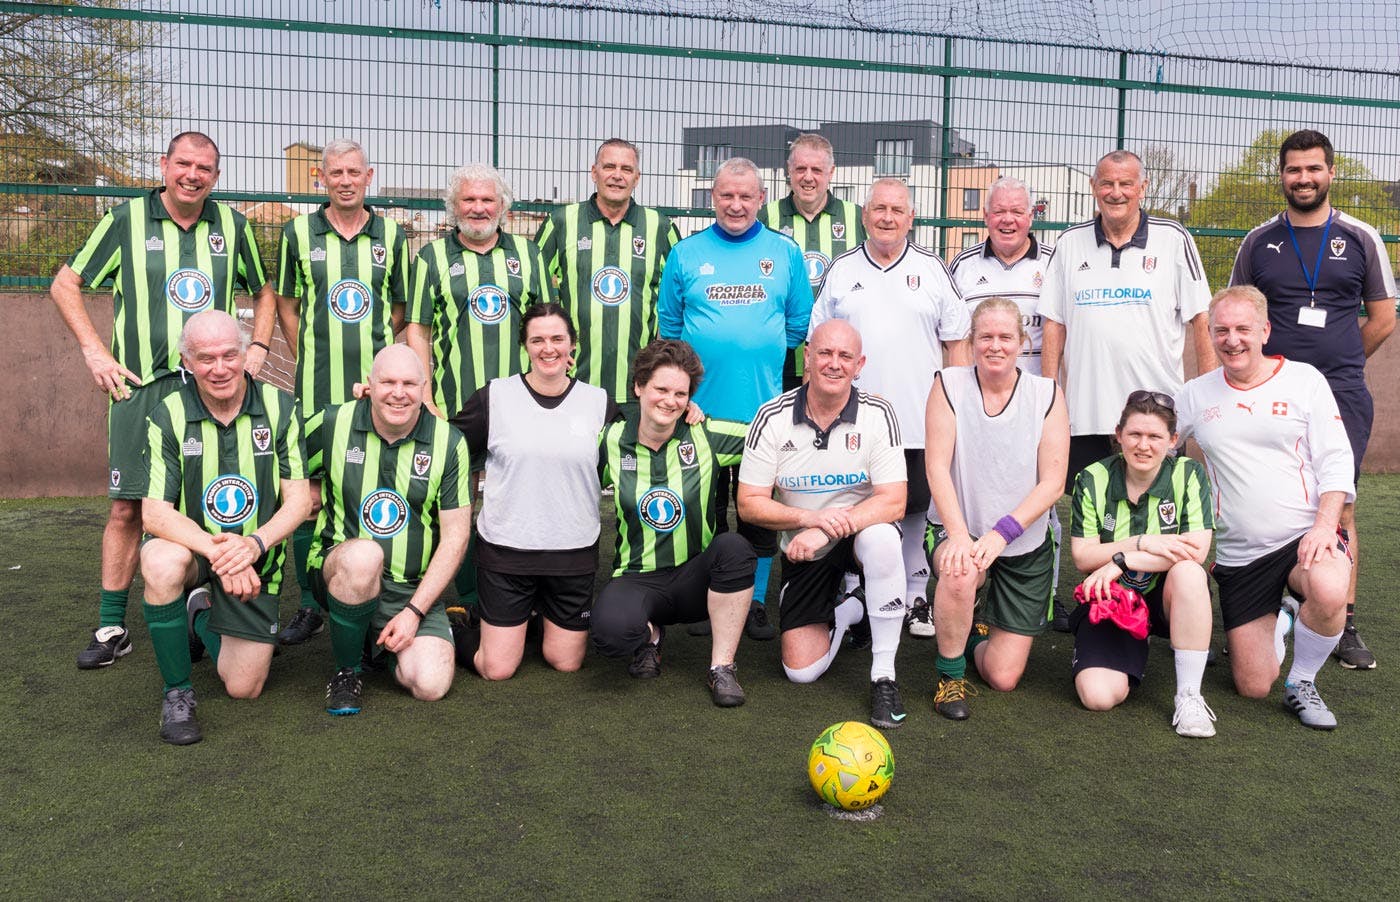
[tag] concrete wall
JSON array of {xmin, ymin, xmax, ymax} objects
[{"xmin": 3, "ymin": 291, "xmax": 1399, "ymax": 497}]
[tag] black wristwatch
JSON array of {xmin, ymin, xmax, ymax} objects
[{"xmin": 1112, "ymin": 551, "xmax": 1128, "ymax": 572}]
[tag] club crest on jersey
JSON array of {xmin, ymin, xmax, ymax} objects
[
  {"xmin": 759, "ymin": 258, "xmax": 774, "ymax": 277},
  {"xmin": 328, "ymin": 279, "xmax": 373, "ymax": 324},
  {"xmin": 1033, "ymin": 270, "xmax": 1044, "ymax": 288},
  {"xmin": 413, "ymin": 452, "xmax": 432, "ymax": 477},
  {"xmin": 208, "ymin": 233, "xmax": 225, "ymax": 255},
  {"xmin": 832, "ymin": 222, "xmax": 846, "ymax": 240},
  {"xmin": 1330, "ymin": 238, "xmax": 1346, "ymax": 258},
  {"xmin": 166, "ymin": 269, "xmax": 214, "ymax": 312},
  {"xmin": 846, "ymin": 433, "xmax": 861, "ymax": 452},
  {"xmin": 469, "ymin": 285, "xmax": 510, "ymax": 324},
  {"xmin": 505, "ymin": 257, "xmax": 521, "ymax": 276},
  {"xmin": 110, "ymin": 468, "xmax": 121, "ymax": 488},
  {"xmin": 907, "ymin": 274, "xmax": 920, "ymax": 291},
  {"xmin": 678, "ymin": 442, "xmax": 697, "ymax": 467},
  {"xmin": 1158, "ymin": 500, "xmax": 1177, "ymax": 528},
  {"xmin": 1272, "ymin": 401, "xmax": 1289, "ymax": 416},
  {"xmin": 803, "ymin": 251, "xmax": 829, "ymax": 284},
  {"xmin": 182, "ymin": 437, "xmax": 203, "ymax": 457},
  {"xmin": 1142, "ymin": 256, "xmax": 1157, "ymax": 273},
  {"xmin": 372, "ymin": 244, "xmax": 387, "ymax": 266},
  {"xmin": 145, "ymin": 237, "xmax": 164, "ymax": 252},
  {"xmin": 633, "ymin": 237, "xmax": 647, "ymax": 257},
  {"xmin": 360, "ymin": 488, "xmax": 409, "ymax": 538},
  {"xmin": 591, "ymin": 266, "xmax": 630, "ymax": 306},
  {"xmin": 638, "ymin": 486, "xmax": 684, "ymax": 533},
  {"xmin": 252, "ymin": 427, "xmax": 271, "ymax": 453},
  {"xmin": 203, "ymin": 474, "xmax": 258, "ymax": 527}
]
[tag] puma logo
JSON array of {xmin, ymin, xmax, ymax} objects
[
  {"xmin": 1236, "ymin": 402, "xmax": 1255, "ymax": 414},
  {"xmin": 1266, "ymin": 241, "xmax": 1284, "ymax": 254}
]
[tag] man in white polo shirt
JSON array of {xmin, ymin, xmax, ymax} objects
[
  {"xmin": 809, "ymin": 178, "xmax": 969, "ymax": 640},
  {"xmin": 737, "ymin": 320, "xmax": 908, "ymax": 730},
  {"xmin": 1038, "ymin": 150, "xmax": 1214, "ymax": 489}
]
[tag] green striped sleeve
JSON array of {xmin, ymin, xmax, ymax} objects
[
  {"xmin": 534, "ymin": 212, "xmax": 562, "ymax": 284},
  {"xmin": 706, "ymin": 419, "xmax": 749, "ymax": 467},
  {"xmin": 276, "ymin": 220, "xmax": 301, "ymax": 298},
  {"xmin": 386, "ymin": 220, "xmax": 411, "ymax": 305},
  {"xmin": 437, "ymin": 428, "xmax": 471, "ymax": 510},
  {"xmin": 303, "ymin": 408, "xmax": 326, "ymax": 477},
  {"xmin": 143, "ymin": 399, "xmax": 184, "ymax": 504},
  {"xmin": 407, "ymin": 243, "xmax": 440, "ymax": 325},
  {"xmin": 69, "ymin": 206, "xmax": 125, "ymax": 288},
  {"xmin": 1178, "ymin": 457, "xmax": 1214, "ymax": 531},
  {"xmin": 233, "ymin": 215, "xmax": 267, "ymax": 294},
  {"xmin": 1069, "ymin": 463, "xmax": 1107, "ymax": 538}
]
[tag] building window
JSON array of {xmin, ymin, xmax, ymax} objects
[
  {"xmin": 698, "ymin": 144, "xmax": 731, "ymax": 178},
  {"xmin": 961, "ymin": 231, "xmax": 981, "ymax": 249},
  {"xmin": 963, "ymin": 188, "xmax": 980, "ymax": 211},
  {"xmin": 874, "ymin": 139, "xmax": 912, "ymax": 177},
  {"xmin": 691, "ymin": 187, "xmax": 712, "ymax": 208}
]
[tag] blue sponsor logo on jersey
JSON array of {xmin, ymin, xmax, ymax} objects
[
  {"xmin": 591, "ymin": 266, "xmax": 630, "ymax": 306},
  {"xmin": 638, "ymin": 486, "xmax": 684, "ymax": 533},
  {"xmin": 361, "ymin": 488, "xmax": 409, "ymax": 539},
  {"xmin": 328, "ymin": 278, "xmax": 373, "ymax": 323},
  {"xmin": 166, "ymin": 269, "xmax": 214, "ymax": 312},
  {"xmin": 1073, "ymin": 287, "xmax": 1153, "ymax": 306},
  {"xmin": 469, "ymin": 284, "xmax": 510, "ymax": 325},
  {"xmin": 775, "ymin": 471, "xmax": 870, "ymax": 493},
  {"xmin": 803, "ymin": 251, "xmax": 830, "ymax": 285},
  {"xmin": 203, "ymin": 474, "xmax": 258, "ymax": 527}
]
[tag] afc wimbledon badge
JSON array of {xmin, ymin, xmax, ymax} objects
[
  {"xmin": 1330, "ymin": 238, "xmax": 1346, "ymax": 258},
  {"xmin": 413, "ymin": 452, "xmax": 431, "ymax": 477},
  {"xmin": 759, "ymin": 258, "xmax": 774, "ymax": 277},
  {"xmin": 372, "ymin": 244, "xmax": 387, "ymax": 266},
  {"xmin": 678, "ymin": 442, "xmax": 697, "ymax": 467},
  {"xmin": 1158, "ymin": 500, "xmax": 1177, "ymax": 528},
  {"xmin": 633, "ymin": 236, "xmax": 647, "ymax": 257},
  {"xmin": 832, "ymin": 222, "xmax": 846, "ymax": 240},
  {"xmin": 506, "ymin": 257, "xmax": 521, "ymax": 276},
  {"xmin": 208, "ymin": 233, "xmax": 225, "ymax": 255},
  {"xmin": 252, "ymin": 427, "xmax": 271, "ymax": 452}
]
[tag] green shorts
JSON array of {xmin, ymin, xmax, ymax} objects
[
  {"xmin": 926, "ymin": 523, "xmax": 1055, "ymax": 637},
  {"xmin": 190, "ymin": 555, "xmax": 281, "ymax": 644},
  {"xmin": 108, "ymin": 371, "xmax": 183, "ymax": 499},
  {"xmin": 309, "ymin": 567, "xmax": 452, "ymax": 644}
]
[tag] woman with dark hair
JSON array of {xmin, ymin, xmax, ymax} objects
[
  {"xmin": 589, "ymin": 339, "xmax": 757, "ymax": 708},
  {"xmin": 450, "ymin": 302, "xmax": 617, "ymax": 680},
  {"xmin": 1068, "ymin": 389, "xmax": 1217, "ymax": 737}
]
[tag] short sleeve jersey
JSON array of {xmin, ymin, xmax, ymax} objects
[
  {"xmin": 1175, "ymin": 357, "xmax": 1355, "ymax": 565},
  {"xmin": 1071, "ymin": 453, "xmax": 1213, "ymax": 595},
  {"xmin": 656, "ymin": 223, "xmax": 813, "ymax": 422},
  {"xmin": 407, "ymin": 229, "xmax": 554, "ymax": 415},
  {"xmin": 950, "ymin": 237, "xmax": 1054, "ymax": 375},
  {"xmin": 1035, "ymin": 213, "xmax": 1210, "ymax": 435},
  {"xmin": 68, "ymin": 189, "xmax": 267, "ymax": 383},
  {"xmin": 277, "ymin": 205, "xmax": 411, "ymax": 415},
  {"xmin": 1230, "ymin": 210, "xmax": 1396, "ymax": 392},
  {"xmin": 306, "ymin": 399, "xmax": 471, "ymax": 584},
  {"xmin": 141, "ymin": 375, "xmax": 304, "ymax": 593},
  {"xmin": 739, "ymin": 384, "xmax": 906, "ymax": 559},
  {"xmin": 534, "ymin": 196, "xmax": 681, "ymax": 404},
  {"xmin": 809, "ymin": 241, "xmax": 970, "ymax": 446},
  {"xmin": 758, "ymin": 193, "xmax": 866, "ymax": 290},
  {"xmin": 599, "ymin": 416, "xmax": 748, "ymax": 576}
]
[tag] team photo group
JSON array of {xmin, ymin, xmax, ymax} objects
[{"xmin": 50, "ymin": 125, "xmax": 1394, "ymax": 746}]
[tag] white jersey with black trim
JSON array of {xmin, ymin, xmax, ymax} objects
[
  {"xmin": 1036, "ymin": 214, "xmax": 1210, "ymax": 435},
  {"xmin": 738, "ymin": 384, "xmax": 906, "ymax": 559},
  {"xmin": 1174, "ymin": 357, "xmax": 1355, "ymax": 566},
  {"xmin": 949, "ymin": 237, "xmax": 1053, "ymax": 376},
  {"xmin": 809, "ymin": 241, "xmax": 970, "ymax": 448}
]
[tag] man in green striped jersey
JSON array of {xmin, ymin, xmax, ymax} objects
[
  {"xmin": 274, "ymin": 139, "xmax": 412, "ymax": 647},
  {"xmin": 534, "ymin": 138, "xmax": 680, "ymax": 409},
  {"xmin": 51, "ymin": 132, "xmax": 276, "ymax": 672},
  {"xmin": 406, "ymin": 163, "xmax": 553, "ymax": 417},
  {"xmin": 138, "ymin": 311, "xmax": 310, "ymax": 745},
  {"xmin": 757, "ymin": 133, "xmax": 865, "ymax": 390},
  {"xmin": 306, "ymin": 345, "xmax": 471, "ymax": 716}
]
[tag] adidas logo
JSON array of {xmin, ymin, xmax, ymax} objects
[
  {"xmin": 976, "ymin": 276, "xmax": 989, "ymax": 284},
  {"xmin": 878, "ymin": 597, "xmax": 905, "ymax": 613},
  {"xmin": 913, "ymin": 568, "xmax": 929, "ymax": 578},
  {"xmin": 850, "ymin": 282, "xmax": 865, "ymax": 290},
  {"xmin": 779, "ymin": 440, "xmax": 797, "ymax": 453},
  {"xmin": 1077, "ymin": 260, "xmax": 1091, "ymax": 271}
]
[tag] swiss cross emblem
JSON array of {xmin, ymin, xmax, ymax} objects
[
  {"xmin": 505, "ymin": 257, "xmax": 521, "ymax": 276},
  {"xmin": 413, "ymin": 452, "xmax": 431, "ymax": 476},
  {"xmin": 1272, "ymin": 401, "xmax": 1289, "ymax": 416},
  {"xmin": 832, "ymin": 222, "xmax": 846, "ymax": 240},
  {"xmin": 907, "ymin": 274, "xmax": 920, "ymax": 290},
  {"xmin": 1142, "ymin": 255, "xmax": 1157, "ymax": 273},
  {"xmin": 253, "ymin": 427, "xmax": 271, "ymax": 452}
]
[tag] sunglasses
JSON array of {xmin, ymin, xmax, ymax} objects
[{"xmin": 1126, "ymin": 389, "xmax": 1175, "ymax": 410}]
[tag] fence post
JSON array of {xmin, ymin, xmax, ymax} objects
[
  {"xmin": 939, "ymin": 36, "xmax": 954, "ymax": 258},
  {"xmin": 1116, "ymin": 51, "xmax": 1128, "ymax": 150},
  {"xmin": 491, "ymin": 0, "xmax": 502, "ymax": 167}
]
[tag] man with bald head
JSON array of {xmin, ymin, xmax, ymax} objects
[
  {"xmin": 137, "ymin": 310, "xmax": 310, "ymax": 744},
  {"xmin": 304, "ymin": 343, "xmax": 472, "ymax": 715},
  {"xmin": 738, "ymin": 321, "xmax": 909, "ymax": 729}
]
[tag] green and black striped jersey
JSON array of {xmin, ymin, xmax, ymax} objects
[
  {"xmin": 305, "ymin": 398, "xmax": 471, "ymax": 584},
  {"xmin": 407, "ymin": 229, "xmax": 553, "ymax": 415},
  {"xmin": 277, "ymin": 205, "xmax": 410, "ymax": 414},
  {"xmin": 69, "ymin": 189, "xmax": 267, "ymax": 383},
  {"xmin": 1071, "ymin": 453, "xmax": 1213, "ymax": 594},
  {"xmin": 599, "ymin": 415, "xmax": 747, "ymax": 576},
  {"xmin": 759, "ymin": 193, "xmax": 865, "ymax": 291},
  {"xmin": 141, "ymin": 375, "xmax": 304, "ymax": 593},
  {"xmin": 534, "ymin": 195, "xmax": 680, "ymax": 404}
]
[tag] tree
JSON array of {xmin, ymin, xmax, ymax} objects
[
  {"xmin": 1189, "ymin": 129, "xmax": 1399, "ymax": 290},
  {"xmin": 1142, "ymin": 143, "xmax": 1199, "ymax": 221}
]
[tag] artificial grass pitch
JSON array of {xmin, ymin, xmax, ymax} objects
[{"xmin": 3, "ymin": 489, "xmax": 1399, "ymax": 899}]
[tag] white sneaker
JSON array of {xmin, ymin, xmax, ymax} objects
[
  {"xmin": 1284, "ymin": 680, "xmax": 1337, "ymax": 730},
  {"xmin": 1172, "ymin": 690, "xmax": 1217, "ymax": 738},
  {"xmin": 1274, "ymin": 594, "xmax": 1300, "ymax": 665},
  {"xmin": 906, "ymin": 598, "xmax": 935, "ymax": 638}
]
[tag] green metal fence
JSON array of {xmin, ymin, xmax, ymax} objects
[{"xmin": 4, "ymin": 0, "xmax": 1399, "ymax": 291}]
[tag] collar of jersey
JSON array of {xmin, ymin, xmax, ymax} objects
[
  {"xmin": 778, "ymin": 192, "xmax": 845, "ymax": 220},
  {"xmin": 448, "ymin": 228, "xmax": 509, "ymax": 255},
  {"xmin": 310, "ymin": 203, "xmax": 381, "ymax": 239},
  {"xmin": 981, "ymin": 234, "xmax": 1043, "ymax": 263},
  {"xmin": 791, "ymin": 383, "xmax": 859, "ymax": 429},
  {"xmin": 1103, "ymin": 452, "xmax": 1180, "ymax": 508},
  {"xmin": 1092, "ymin": 210, "xmax": 1150, "ymax": 251},
  {"xmin": 351, "ymin": 396, "xmax": 435, "ymax": 446},
  {"xmin": 709, "ymin": 221, "xmax": 763, "ymax": 243},
  {"xmin": 585, "ymin": 193, "xmax": 644, "ymax": 227},
  {"xmin": 182, "ymin": 373, "xmax": 265, "ymax": 423},
  {"xmin": 148, "ymin": 188, "xmax": 219, "ymax": 225}
]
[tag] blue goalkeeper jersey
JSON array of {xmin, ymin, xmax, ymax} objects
[{"xmin": 658, "ymin": 222, "xmax": 812, "ymax": 422}]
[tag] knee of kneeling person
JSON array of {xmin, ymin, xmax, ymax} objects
[
  {"xmin": 983, "ymin": 666, "xmax": 1025, "ymax": 694},
  {"xmin": 476, "ymin": 657, "xmax": 520, "ymax": 682},
  {"xmin": 1076, "ymin": 677, "xmax": 1127, "ymax": 711},
  {"xmin": 1232, "ymin": 667, "xmax": 1277, "ymax": 699},
  {"xmin": 223, "ymin": 674, "xmax": 266, "ymax": 700},
  {"xmin": 404, "ymin": 668, "xmax": 453, "ymax": 700}
]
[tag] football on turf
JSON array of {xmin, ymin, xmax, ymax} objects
[{"xmin": 808, "ymin": 721, "xmax": 894, "ymax": 810}]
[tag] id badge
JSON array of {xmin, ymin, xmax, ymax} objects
[{"xmin": 1298, "ymin": 306, "xmax": 1327, "ymax": 328}]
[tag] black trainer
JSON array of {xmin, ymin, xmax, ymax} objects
[
  {"xmin": 629, "ymin": 627, "xmax": 664, "ymax": 678},
  {"xmin": 745, "ymin": 601, "xmax": 777, "ymax": 641},
  {"xmin": 159, "ymin": 687, "xmax": 202, "ymax": 745},
  {"xmin": 77, "ymin": 626, "xmax": 132, "ymax": 669},
  {"xmin": 1334, "ymin": 624, "xmax": 1377, "ymax": 670},
  {"xmin": 870, "ymin": 677, "xmax": 907, "ymax": 729},
  {"xmin": 934, "ymin": 675, "xmax": 974, "ymax": 721},
  {"xmin": 447, "ymin": 606, "xmax": 481, "ymax": 672},
  {"xmin": 325, "ymin": 667, "xmax": 363, "ymax": 716},
  {"xmin": 707, "ymin": 663, "xmax": 746, "ymax": 707},
  {"xmin": 1049, "ymin": 595, "xmax": 1071, "ymax": 633},
  {"xmin": 187, "ymin": 586, "xmax": 212, "ymax": 663},
  {"xmin": 278, "ymin": 606, "xmax": 325, "ymax": 646}
]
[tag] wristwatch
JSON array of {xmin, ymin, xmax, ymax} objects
[{"xmin": 1112, "ymin": 551, "xmax": 1128, "ymax": 572}]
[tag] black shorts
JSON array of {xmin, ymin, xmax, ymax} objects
[
  {"xmin": 714, "ymin": 465, "xmax": 779, "ymax": 557},
  {"xmin": 904, "ymin": 448, "xmax": 931, "ymax": 516},
  {"xmin": 1068, "ymin": 581, "xmax": 1169, "ymax": 687},
  {"xmin": 1066, "ymin": 434, "xmax": 1115, "ymax": 495},
  {"xmin": 1331, "ymin": 385, "xmax": 1373, "ymax": 482},
  {"xmin": 1211, "ymin": 531, "xmax": 1349, "ymax": 631},
  {"xmin": 476, "ymin": 568, "xmax": 595, "ymax": 631},
  {"xmin": 590, "ymin": 533, "xmax": 756, "ymax": 657},
  {"xmin": 777, "ymin": 536, "xmax": 858, "ymax": 632}
]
